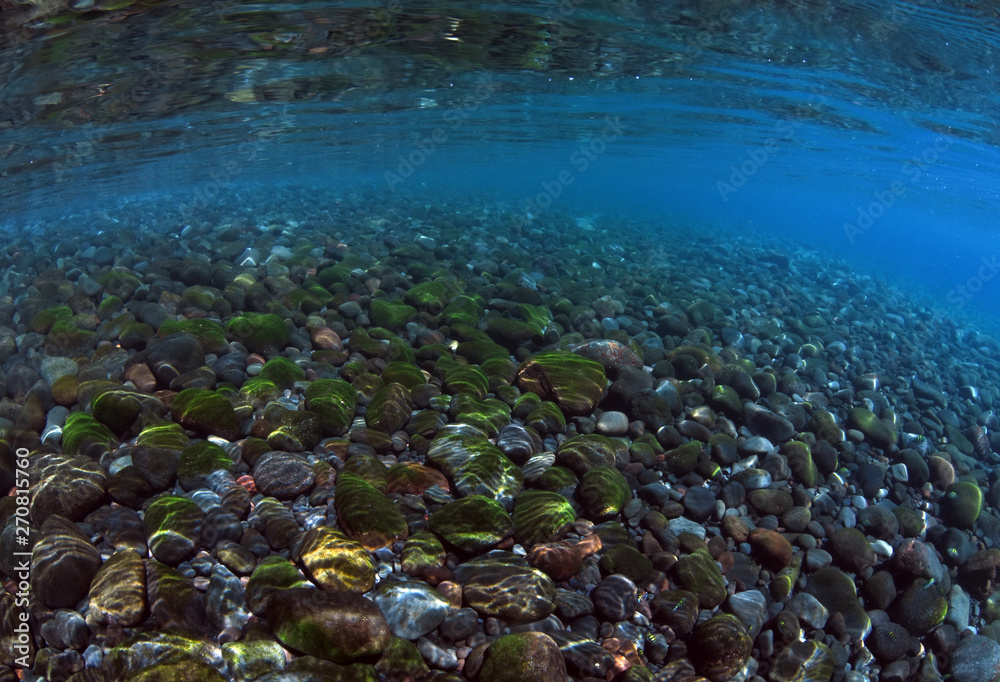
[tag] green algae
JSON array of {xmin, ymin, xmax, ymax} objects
[
  {"xmin": 512, "ymin": 489, "xmax": 576, "ymax": 547},
  {"xmin": 225, "ymin": 312, "xmax": 289, "ymax": 356},
  {"xmin": 428, "ymin": 495, "xmax": 515, "ymax": 553},
  {"xmin": 304, "ymin": 378, "xmax": 357, "ymax": 436},
  {"xmin": 258, "ymin": 356, "xmax": 305, "ymax": 389},
  {"xmin": 334, "ymin": 471, "xmax": 409, "ymax": 550},
  {"xmin": 170, "ymin": 388, "xmax": 240, "ymax": 440},
  {"xmin": 515, "ymin": 350, "xmax": 606, "ymax": 416},
  {"xmin": 369, "ymin": 298, "xmax": 417, "ymax": 330}
]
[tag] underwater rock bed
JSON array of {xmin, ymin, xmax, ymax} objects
[{"xmin": 3, "ymin": 188, "xmax": 1000, "ymax": 682}]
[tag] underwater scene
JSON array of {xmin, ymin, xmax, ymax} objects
[{"xmin": 5, "ymin": 1, "xmax": 1000, "ymax": 681}]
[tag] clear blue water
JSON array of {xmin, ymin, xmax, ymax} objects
[{"xmin": 3, "ymin": 0, "xmax": 1000, "ymax": 325}]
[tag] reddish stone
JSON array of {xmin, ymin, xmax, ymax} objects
[
  {"xmin": 309, "ymin": 326, "xmax": 343, "ymax": 350},
  {"xmin": 529, "ymin": 541, "xmax": 583, "ymax": 581},
  {"xmin": 748, "ymin": 527, "xmax": 793, "ymax": 571},
  {"xmin": 124, "ymin": 363, "xmax": 156, "ymax": 393},
  {"xmin": 385, "ymin": 461, "xmax": 450, "ymax": 495}
]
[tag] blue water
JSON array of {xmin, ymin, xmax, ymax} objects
[{"xmin": 3, "ymin": 0, "xmax": 1000, "ymax": 327}]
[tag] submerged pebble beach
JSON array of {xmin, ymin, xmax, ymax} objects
[{"xmin": 5, "ymin": 186, "xmax": 1000, "ymax": 682}]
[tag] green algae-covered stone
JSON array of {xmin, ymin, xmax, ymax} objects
[
  {"xmin": 893, "ymin": 504, "xmax": 926, "ymax": 538},
  {"xmin": 343, "ymin": 452, "xmax": 389, "ymax": 493},
  {"xmin": 222, "ymin": 638, "xmax": 286, "ymax": 682},
  {"xmin": 479, "ymin": 632, "xmax": 568, "ymax": 682},
  {"xmin": 941, "ymin": 480, "xmax": 983, "ymax": 529},
  {"xmin": 386, "ymin": 336, "xmax": 416, "ymax": 364},
  {"xmin": 784, "ymin": 440, "xmax": 819, "ymax": 488},
  {"xmin": 450, "ymin": 393, "xmax": 510, "ymax": 436},
  {"xmin": 525, "ymin": 400, "xmax": 567, "ymax": 435},
  {"xmin": 664, "ymin": 440, "xmax": 701, "ymax": 476},
  {"xmin": 709, "ymin": 384, "xmax": 743, "ymax": 419},
  {"xmin": 828, "ymin": 527, "xmax": 876, "ymax": 575},
  {"xmin": 239, "ymin": 377, "xmax": 280, "ymax": 407},
  {"xmin": 366, "ymin": 383, "xmax": 414, "ymax": 434},
  {"xmin": 537, "ymin": 466, "xmax": 579, "ymax": 499},
  {"xmin": 674, "ymin": 547, "xmax": 727, "ymax": 609},
  {"xmin": 245, "ymin": 555, "xmax": 313, "ymax": 615},
  {"xmin": 847, "ymin": 407, "xmax": 897, "ymax": 448},
  {"xmin": 29, "ymin": 304, "xmax": 72, "ymax": 334},
  {"xmin": 404, "ymin": 279, "xmax": 453, "ymax": 311},
  {"xmin": 226, "ymin": 312, "xmax": 289, "ymax": 357},
  {"xmin": 554, "ymin": 434, "xmax": 624, "ymax": 476},
  {"xmin": 452, "ymin": 446, "xmax": 524, "ymax": 510},
  {"xmin": 305, "ymin": 378, "xmax": 357, "ymax": 436},
  {"xmin": 650, "ymin": 589, "xmax": 700, "ymax": 636},
  {"xmin": 429, "ymin": 495, "xmax": 515, "ymax": 553},
  {"xmin": 118, "ymin": 657, "xmax": 228, "ymax": 681},
  {"xmin": 770, "ymin": 640, "xmax": 834, "ymax": 682},
  {"xmin": 170, "ymin": 388, "xmax": 239, "ymax": 440},
  {"xmin": 747, "ymin": 488, "xmax": 794, "ymax": 516},
  {"xmin": 370, "ymin": 298, "xmax": 416, "ymax": 330},
  {"xmin": 428, "ymin": 433, "xmax": 523, "ymax": 509},
  {"xmin": 455, "ymin": 340, "xmax": 510, "ymax": 365},
  {"xmin": 577, "ymin": 466, "xmax": 630, "ymax": 521},
  {"xmin": 267, "ymin": 587, "xmax": 391, "ymax": 664},
  {"xmin": 444, "ymin": 364, "xmax": 490, "ymax": 400},
  {"xmin": 771, "ymin": 555, "xmax": 802, "ymax": 602},
  {"xmin": 347, "ymin": 327, "xmax": 389, "ymax": 359},
  {"xmin": 440, "ymin": 295, "xmax": 482, "ymax": 327},
  {"xmin": 380, "ymin": 361, "xmax": 427, "ymax": 389},
  {"xmin": 463, "ymin": 561, "xmax": 557, "ymax": 622},
  {"xmin": 893, "ymin": 578, "xmax": 948, "ymax": 635},
  {"xmin": 385, "ymin": 460, "xmax": 450, "ymax": 496},
  {"xmin": 516, "ymin": 351, "xmax": 606, "ymax": 416},
  {"xmin": 486, "ymin": 314, "xmax": 546, "ymax": 349},
  {"xmin": 144, "ymin": 560, "xmax": 208, "ymax": 633},
  {"xmin": 177, "ymin": 441, "xmax": 235, "ymax": 491},
  {"xmin": 335, "ymin": 471, "xmax": 408, "ymax": 550},
  {"xmin": 513, "ymin": 489, "xmax": 575, "ymax": 547},
  {"xmin": 143, "ymin": 495, "xmax": 205, "ymax": 565},
  {"xmin": 406, "ymin": 409, "xmax": 448, "ymax": 439},
  {"xmin": 297, "ymin": 526, "xmax": 376, "ymax": 593},
  {"xmin": 62, "ymin": 411, "xmax": 117, "ymax": 457},
  {"xmin": 803, "ymin": 566, "xmax": 872, "ymax": 640},
  {"xmin": 88, "ymin": 549, "xmax": 148, "ymax": 627},
  {"xmin": 600, "ymin": 543, "xmax": 653, "ymax": 583},
  {"xmin": 46, "ymin": 318, "xmax": 97, "ymax": 355},
  {"xmin": 159, "ymin": 318, "xmax": 228, "ymax": 355},
  {"xmin": 376, "ymin": 638, "xmax": 431, "ymax": 681},
  {"xmin": 258, "ymin": 356, "xmax": 305, "ymax": 389},
  {"xmin": 401, "ymin": 529, "xmax": 446, "ymax": 577},
  {"xmin": 30, "ymin": 515, "xmax": 103, "ymax": 609},
  {"xmin": 689, "ymin": 613, "xmax": 752, "ymax": 682},
  {"xmin": 136, "ymin": 421, "xmax": 190, "ymax": 451},
  {"xmin": 808, "ymin": 409, "xmax": 842, "ymax": 444},
  {"xmin": 92, "ymin": 389, "xmax": 165, "ymax": 436},
  {"xmin": 266, "ymin": 408, "xmax": 322, "ymax": 452}
]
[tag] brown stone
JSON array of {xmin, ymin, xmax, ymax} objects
[
  {"xmin": 310, "ymin": 326, "xmax": 343, "ymax": 350},
  {"xmin": 748, "ymin": 528, "xmax": 794, "ymax": 571},
  {"xmin": 721, "ymin": 515, "xmax": 750, "ymax": 543},
  {"xmin": 124, "ymin": 362, "xmax": 157, "ymax": 393},
  {"xmin": 529, "ymin": 541, "xmax": 583, "ymax": 581}
]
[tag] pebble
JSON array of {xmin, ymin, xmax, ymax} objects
[{"xmin": 596, "ymin": 410, "xmax": 629, "ymax": 436}]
